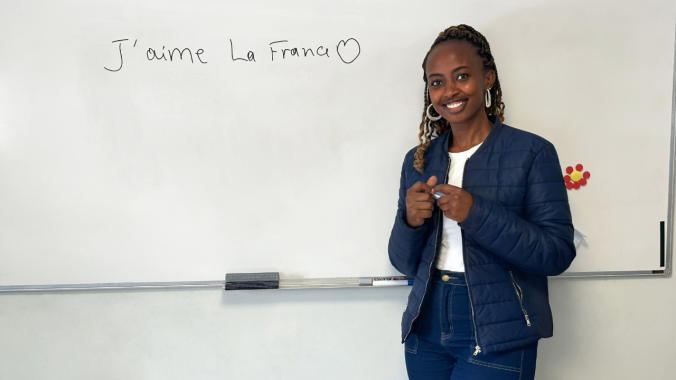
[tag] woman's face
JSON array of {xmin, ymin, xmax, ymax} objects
[{"xmin": 425, "ymin": 40, "xmax": 495, "ymax": 127}]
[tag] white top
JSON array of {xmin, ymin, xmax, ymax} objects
[{"xmin": 436, "ymin": 143, "xmax": 482, "ymax": 272}]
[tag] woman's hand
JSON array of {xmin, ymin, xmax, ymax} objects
[
  {"xmin": 433, "ymin": 184, "xmax": 473, "ymax": 223},
  {"xmin": 405, "ymin": 176, "xmax": 438, "ymax": 227}
]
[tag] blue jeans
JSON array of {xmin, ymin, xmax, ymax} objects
[{"xmin": 405, "ymin": 271, "xmax": 538, "ymax": 380}]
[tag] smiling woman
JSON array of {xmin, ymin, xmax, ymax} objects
[{"xmin": 388, "ymin": 25, "xmax": 575, "ymax": 380}]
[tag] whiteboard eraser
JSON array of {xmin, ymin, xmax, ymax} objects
[{"xmin": 225, "ymin": 272, "xmax": 280, "ymax": 290}]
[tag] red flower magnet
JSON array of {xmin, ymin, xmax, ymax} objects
[{"xmin": 564, "ymin": 164, "xmax": 590, "ymax": 190}]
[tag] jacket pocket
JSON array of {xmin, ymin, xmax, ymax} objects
[{"xmin": 509, "ymin": 271, "xmax": 531, "ymax": 327}]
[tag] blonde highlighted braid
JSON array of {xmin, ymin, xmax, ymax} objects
[{"xmin": 413, "ymin": 24, "xmax": 505, "ymax": 173}]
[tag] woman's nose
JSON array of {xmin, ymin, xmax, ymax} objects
[{"xmin": 442, "ymin": 81, "xmax": 458, "ymax": 98}]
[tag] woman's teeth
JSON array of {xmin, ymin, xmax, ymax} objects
[{"xmin": 446, "ymin": 102, "xmax": 463, "ymax": 109}]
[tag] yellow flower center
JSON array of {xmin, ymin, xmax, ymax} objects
[{"xmin": 570, "ymin": 170, "xmax": 582, "ymax": 182}]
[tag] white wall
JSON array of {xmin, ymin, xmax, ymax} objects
[
  {"xmin": 0, "ymin": 287, "xmax": 409, "ymax": 379},
  {"xmin": 1, "ymin": 275, "xmax": 674, "ymax": 379},
  {"xmin": 539, "ymin": 276, "xmax": 676, "ymax": 379}
]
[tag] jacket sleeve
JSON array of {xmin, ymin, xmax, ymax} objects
[
  {"xmin": 388, "ymin": 153, "xmax": 429, "ymax": 277},
  {"xmin": 458, "ymin": 143, "xmax": 575, "ymax": 276}
]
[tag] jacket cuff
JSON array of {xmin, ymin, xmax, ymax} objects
[
  {"xmin": 394, "ymin": 209, "xmax": 429, "ymax": 240},
  {"xmin": 458, "ymin": 194, "xmax": 490, "ymax": 234}
]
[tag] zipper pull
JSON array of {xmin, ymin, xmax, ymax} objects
[
  {"xmin": 525, "ymin": 313, "xmax": 532, "ymax": 327},
  {"xmin": 473, "ymin": 345, "xmax": 482, "ymax": 356}
]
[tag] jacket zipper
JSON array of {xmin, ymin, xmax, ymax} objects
[
  {"xmin": 509, "ymin": 271, "xmax": 531, "ymax": 326},
  {"xmin": 403, "ymin": 155, "xmax": 452, "ymax": 343},
  {"xmin": 460, "ymin": 157, "xmax": 482, "ymax": 356}
]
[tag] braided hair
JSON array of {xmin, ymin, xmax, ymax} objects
[{"xmin": 413, "ymin": 24, "xmax": 505, "ymax": 173}]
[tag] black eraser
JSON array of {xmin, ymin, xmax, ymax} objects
[{"xmin": 225, "ymin": 272, "xmax": 280, "ymax": 290}]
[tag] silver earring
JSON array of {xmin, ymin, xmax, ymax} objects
[
  {"xmin": 426, "ymin": 87, "xmax": 442, "ymax": 121},
  {"xmin": 485, "ymin": 89, "xmax": 492, "ymax": 108},
  {"xmin": 426, "ymin": 104, "xmax": 442, "ymax": 121}
]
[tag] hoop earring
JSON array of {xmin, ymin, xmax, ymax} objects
[
  {"xmin": 426, "ymin": 104, "xmax": 442, "ymax": 121},
  {"xmin": 485, "ymin": 89, "xmax": 492, "ymax": 108}
]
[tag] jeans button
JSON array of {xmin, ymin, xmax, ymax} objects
[{"xmin": 442, "ymin": 274, "xmax": 450, "ymax": 282}]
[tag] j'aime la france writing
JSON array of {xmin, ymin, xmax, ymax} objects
[{"xmin": 103, "ymin": 37, "xmax": 361, "ymax": 72}]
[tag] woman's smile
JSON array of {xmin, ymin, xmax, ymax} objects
[{"xmin": 442, "ymin": 100, "xmax": 467, "ymax": 114}]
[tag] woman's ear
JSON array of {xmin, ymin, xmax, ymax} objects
[{"xmin": 485, "ymin": 70, "xmax": 496, "ymax": 89}]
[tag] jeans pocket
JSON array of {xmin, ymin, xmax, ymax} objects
[
  {"xmin": 404, "ymin": 322, "xmax": 421, "ymax": 354},
  {"xmin": 467, "ymin": 347, "xmax": 523, "ymax": 373},
  {"xmin": 467, "ymin": 341, "xmax": 538, "ymax": 377}
]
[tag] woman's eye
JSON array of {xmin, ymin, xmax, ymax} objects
[
  {"xmin": 456, "ymin": 74, "xmax": 469, "ymax": 80},
  {"xmin": 430, "ymin": 80, "xmax": 442, "ymax": 86}
]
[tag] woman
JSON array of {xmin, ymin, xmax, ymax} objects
[{"xmin": 388, "ymin": 24, "xmax": 575, "ymax": 379}]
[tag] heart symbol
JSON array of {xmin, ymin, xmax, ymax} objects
[{"xmin": 336, "ymin": 38, "xmax": 361, "ymax": 64}]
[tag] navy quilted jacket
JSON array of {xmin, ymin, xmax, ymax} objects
[{"xmin": 388, "ymin": 116, "xmax": 575, "ymax": 354}]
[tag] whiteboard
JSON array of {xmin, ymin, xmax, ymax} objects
[{"xmin": 0, "ymin": 0, "xmax": 674, "ymax": 286}]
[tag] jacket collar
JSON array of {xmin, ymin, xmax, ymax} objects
[{"xmin": 431, "ymin": 115, "xmax": 503, "ymax": 158}]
